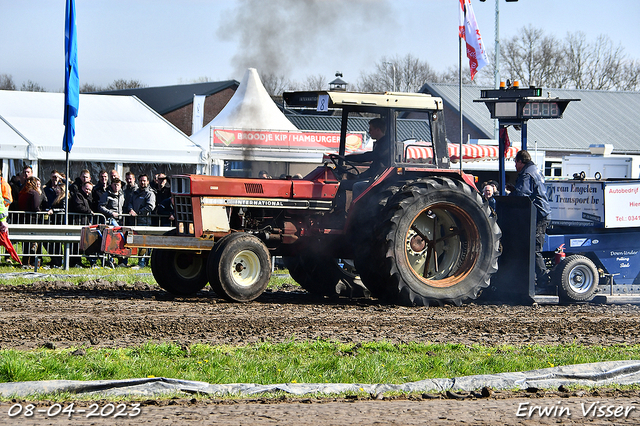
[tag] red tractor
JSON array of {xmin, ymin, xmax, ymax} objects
[{"xmin": 124, "ymin": 91, "xmax": 501, "ymax": 306}]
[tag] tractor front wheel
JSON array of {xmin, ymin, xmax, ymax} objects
[{"xmin": 207, "ymin": 233, "xmax": 271, "ymax": 302}]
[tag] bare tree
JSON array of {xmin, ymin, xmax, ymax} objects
[
  {"xmin": 259, "ymin": 71, "xmax": 291, "ymax": 96},
  {"xmin": 582, "ymin": 34, "xmax": 625, "ymax": 90},
  {"xmin": 20, "ymin": 80, "xmax": 46, "ymax": 92},
  {"xmin": 620, "ymin": 60, "xmax": 640, "ymax": 92},
  {"xmin": 0, "ymin": 74, "xmax": 16, "ymax": 90},
  {"xmin": 500, "ymin": 25, "xmax": 563, "ymax": 87},
  {"xmin": 303, "ymin": 74, "xmax": 328, "ymax": 91},
  {"xmin": 438, "ymin": 65, "xmax": 475, "ymax": 85},
  {"xmin": 80, "ymin": 83, "xmax": 103, "ymax": 93},
  {"xmin": 501, "ymin": 27, "xmax": 639, "ymax": 91},
  {"xmin": 105, "ymin": 79, "xmax": 146, "ymax": 90},
  {"xmin": 357, "ymin": 54, "xmax": 443, "ymax": 93}
]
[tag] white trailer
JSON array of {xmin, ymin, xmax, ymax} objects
[{"xmin": 561, "ymin": 145, "xmax": 640, "ymax": 179}]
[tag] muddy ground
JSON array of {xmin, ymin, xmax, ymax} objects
[{"xmin": 1, "ymin": 279, "xmax": 640, "ymax": 424}]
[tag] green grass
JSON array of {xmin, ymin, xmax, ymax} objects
[
  {"xmin": 0, "ymin": 341, "xmax": 638, "ymax": 385},
  {"xmin": 0, "ymin": 262, "xmax": 298, "ymax": 289}
]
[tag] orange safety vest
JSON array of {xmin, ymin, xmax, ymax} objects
[{"xmin": 0, "ymin": 177, "xmax": 12, "ymax": 208}]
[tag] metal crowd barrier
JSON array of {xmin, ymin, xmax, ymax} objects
[{"xmin": 0, "ymin": 211, "xmax": 174, "ymax": 268}]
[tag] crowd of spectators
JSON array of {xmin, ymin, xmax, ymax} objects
[{"xmin": 4, "ymin": 166, "xmax": 174, "ymax": 269}]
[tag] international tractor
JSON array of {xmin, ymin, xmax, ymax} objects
[{"xmin": 87, "ymin": 91, "xmax": 502, "ymax": 306}]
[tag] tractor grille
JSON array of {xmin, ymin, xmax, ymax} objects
[
  {"xmin": 245, "ymin": 183, "xmax": 264, "ymax": 194},
  {"xmin": 171, "ymin": 177, "xmax": 191, "ymax": 195},
  {"xmin": 174, "ymin": 195, "xmax": 193, "ymax": 224}
]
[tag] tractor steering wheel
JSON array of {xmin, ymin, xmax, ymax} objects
[{"xmin": 328, "ymin": 154, "xmax": 360, "ymax": 178}]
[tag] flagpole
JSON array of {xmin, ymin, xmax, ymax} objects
[
  {"xmin": 64, "ymin": 147, "xmax": 70, "ymax": 270},
  {"xmin": 63, "ymin": 0, "xmax": 78, "ymax": 271},
  {"xmin": 459, "ymin": 11, "xmax": 464, "ymax": 174}
]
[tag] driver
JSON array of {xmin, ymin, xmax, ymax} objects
[
  {"xmin": 345, "ymin": 118, "xmax": 389, "ymax": 181},
  {"xmin": 332, "ymin": 118, "xmax": 390, "ymax": 212}
]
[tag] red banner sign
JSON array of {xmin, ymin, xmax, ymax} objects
[{"xmin": 213, "ymin": 128, "xmax": 364, "ymax": 151}]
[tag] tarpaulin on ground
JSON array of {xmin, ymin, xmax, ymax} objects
[{"xmin": 1, "ymin": 360, "xmax": 639, "ymax": 398}]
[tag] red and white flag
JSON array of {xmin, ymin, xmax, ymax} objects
[{"xmin": 459, "ymin": 0, "xmax": 488, "ymax": 81}]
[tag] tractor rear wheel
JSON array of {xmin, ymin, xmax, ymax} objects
[
  {"xmin": 207, "ymin": 233, "xmax": 270, "ymax": 302},
  {"xmin": 364, "ymin": 177, "xmax": 501, "ymax": 306},
  {"xmin": 151, "ymin": 249, "xmax": 209, "ymax": 296},
  {"xmin": 556, "ymin": 254, "xmax": 599, "ymax": 302}
]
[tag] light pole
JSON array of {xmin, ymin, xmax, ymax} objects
[{"xmin": 383, "ymin": 61, "xmax": 396, "ymax": 92}]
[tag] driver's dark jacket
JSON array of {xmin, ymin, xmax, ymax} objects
[
  {"xmin": 345, "ymin": 135, "xmax": 390, "ymax": 179},
  {"xmin": 511, "ymin": 161, "xmax": 550, "ymax": 221}
]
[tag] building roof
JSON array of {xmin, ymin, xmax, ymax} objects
[
  {"xmin": 0, "ymin": 90, "xmax": 205, "ymax": 164},
  {"xmin": 421, "ymin": 83, "xmax": 640, "ymax": 155},
  {"xmin": 95, "ymin": 80, "xmax": 239, "ymax": 115}
]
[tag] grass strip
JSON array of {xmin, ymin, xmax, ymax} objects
[
  {"xmin": 0, "ymin": 341, "xmax": 638, "ymax": 385},
  {"xmin": 0, "ymin": 265, "xmax": 296, "ymax": 290}
]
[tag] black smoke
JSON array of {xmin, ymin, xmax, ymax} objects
[{"xmin": 217, "ymin": 0, "xmax": 393, "ymax": 78}]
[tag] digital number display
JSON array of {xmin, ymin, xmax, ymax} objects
[{"xmin": 522, "ymin": 102, "xmax": 560, "ymax": 118}]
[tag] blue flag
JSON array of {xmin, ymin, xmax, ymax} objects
[{"xmin": 63, "ymin": 0, "xmax": 79, "ymax": 152}]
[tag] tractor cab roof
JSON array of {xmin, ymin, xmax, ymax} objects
[{"xmin": 283, "ymin": 91, "xmax": 444, "ymax": 112}]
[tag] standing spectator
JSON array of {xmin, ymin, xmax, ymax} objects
[
  {"xmin": 127, "ymin": 174, "xmax": 155, "ymax": 268},
  {"xmin": 0, "ymin": 187, "xmax": 8, "ymax": 233},
  {"xmin": 70, "ymin": 181, "xmax": 94, "ymax": 216},
  {"xmin": 70, "ymin": 169, "xmax": 91, "ymax": 195},
  {"xmin": 18, "ymin": 176, "xmax": 44, "ymax": 266},
  {"xmin": 43, "ymin": 170, "xmax": 66, "ymax": 193},
  {"xmin": 0, "ymin": 168, "xmax": 13, "ymax": 209},
  {"xmin": 92, "ymin": 170, "xmax": 109, "ymax": 211},
  {"xmin": 508, "ymin": 149, "xmax": 551, "ymax": 288},
  {"xmin": 70, "ymin": 181, "xmax": 98, "ymax": 268},
  {"xmin": 154, "ymin": 174, "xmax": 171, "ymax": 212},
  {"xmin": 110, "ymin": 169, "xmax": 120, "ymax": 183},
  {"xmin": 123, "ymin": 171, "xmax": 138, "ymax": 224},
  {"xmin": 482, "ymin": 182, "xmax": 496, "ymax": 210},
  {"xmin": 98, "ymin": 178, "xmax": 126, "ymax": 268},
  {"xmin": 98, "ymin": 178, "xmax": 124, "ymax": 226},
  {"xmin": 9, "ymin": 165, "xmax": 32, "ymax": 210},
  {"xmin": 18, "ymin": 176, "xmax": 45, "ymax": 213},
  {"xmin": 127, "ymin": 174, "xmax": 156, "ymax": 226},
  {"xmin": 44, "ymin": 171, "xmax": 68, "ymax": 213}
]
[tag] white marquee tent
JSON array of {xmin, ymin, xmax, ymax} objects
[
  {"xmin": 0, "ymin": 90, "xmax": 207, "ymax": 177},
  {"xmin": 191, "ymin": 68, "xmax": 331, "ymax": 175}
]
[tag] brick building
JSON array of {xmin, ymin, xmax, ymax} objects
[{"xmin": 96, "ymin": 80, "xmax": 239, "ymax": 135}]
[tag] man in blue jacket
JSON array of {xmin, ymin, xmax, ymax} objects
[
  {"xmin": 126, "ymin": 174, "xmax": 156, "ymax": 268},
  {"xmin": 509, "ymin": 150, "xmax": 551, "ymax": 287}
]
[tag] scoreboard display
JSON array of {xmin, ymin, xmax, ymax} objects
[{"xmin": 476, "ymin": 86, "xmax": 578, "ymax": 121}]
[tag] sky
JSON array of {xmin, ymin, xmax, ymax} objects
[{"xmin": 2, "ymin": 0, "xmax": 639, "ymax": 92}]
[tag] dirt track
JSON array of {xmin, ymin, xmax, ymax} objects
[{"xmin": 2, "ymin": 279, "xmax": 640, "ymax": 424}]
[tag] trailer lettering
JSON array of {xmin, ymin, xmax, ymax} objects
[
  {"xmin": 611, "ymin": 250, "xmax": 638, "ymax": 256},
  {"xmin": 570, "ymin": 183, "xmax": 598, "ymax": 195},
  {"xmin": 631, "ymin": 202, "xmax": 640, "ymax": 208},
  {"xmin": 609, "ymin": 187, "xmax": 639, "ymax": 194},
  {"xmin": 555, "ymin": 195, "xmax": 591, "ymax": 205}
]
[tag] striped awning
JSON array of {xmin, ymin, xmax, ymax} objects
[{"xmin": 405, "ymin": 143, "xmax": 519, "ymax": 162}]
